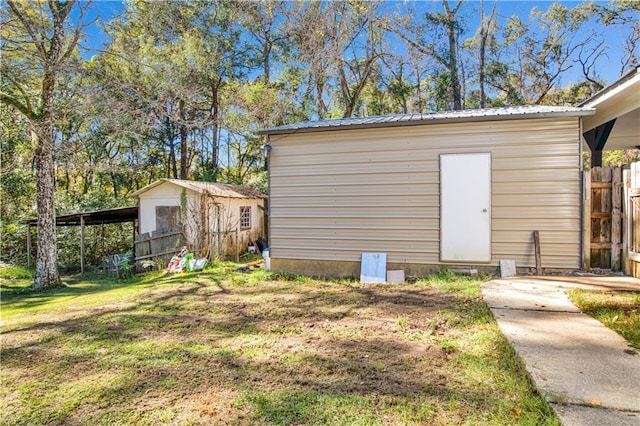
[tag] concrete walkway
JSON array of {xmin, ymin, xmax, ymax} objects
[{"xmin": 481, "ymin": 276, "xmax": 640, "ymax": 426}]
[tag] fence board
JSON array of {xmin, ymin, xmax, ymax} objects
[
  {"xmin": 134, "ymin": 228, "xmax": 184, "ymax": 270},
  {"xmin": 627, "ymin": 162, "xmax": 640, "ymax": 277},
  {"xmin": 611, "ymin": 168, "xmax": 622, "ymax": 270},
  {"xmin": 135, "ymin": 232, "xmax": 151, "ymax": 259},
  {"xmin": 582, "ymin": 170, "xmax": 591, "ymax": 269},
  {"xmin": 589, "ymin": 166, "xmax": 623, "ymax": 270}
]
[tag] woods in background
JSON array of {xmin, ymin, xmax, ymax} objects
[{"xmin": 1, "ymin": 0, "xmax": 639, "ymax": 285}]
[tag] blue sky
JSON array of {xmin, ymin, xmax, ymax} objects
[{"xmin": 81, "ymin": 0, "xmax": 632, "ymax": 85}]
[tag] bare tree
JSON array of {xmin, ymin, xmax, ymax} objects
[
  {"xmin": 477, "ymin": 0, "xmax": 498, "ymax": 108},
  {"xmin": 386, "ymin": 0, "xmax": 465, "ymax": 110}
]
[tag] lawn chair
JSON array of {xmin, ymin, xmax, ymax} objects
[{"xmin": 107, "ymin": 253, "xmax": 131, "ymax": 279}]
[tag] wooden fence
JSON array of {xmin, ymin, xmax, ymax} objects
[
  {"xmin": 134, "ymin": 228, "xmax": 185, "ymax": 270},
  {"xmin": 626, "ymin": 162, "xmax": 640, "ymax": 277},
  {"xmin": 585, "ymin": 167, "xmax": 622, "ymax": 270},
  {"xmin": 584, "ymin": 163, "xmax": 640, "ymax": 277},
  {"xmin": 133, "ymin": 227, "xmax": 245, "ymax": 270}
]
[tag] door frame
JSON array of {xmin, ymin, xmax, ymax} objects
[{"xmin": 439, "ymin": 152, "xmax": 492, "ymax": 263}]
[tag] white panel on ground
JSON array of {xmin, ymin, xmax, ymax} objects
[
  {"xmin": 386, "ymin": 270, "xmax": 405, "ymax": 284},
  {"xmin": 360, "ymin": 253, "xmax": 387, "ymax": 283},
  {"xmin": 499, "ymin": 259, "xmax": 517, "ymax": 278},
  {"xmin": 441, "ymin": 153, "xmax": 491, "ymax": 262}
]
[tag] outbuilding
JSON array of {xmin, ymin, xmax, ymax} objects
[
  {"xmin": 260, "ymin": 105, "xmax": 596, "ymax": 277},
  {"xmin": 131, "ymin": 179, "xmax": 266, "ymax": 260}
]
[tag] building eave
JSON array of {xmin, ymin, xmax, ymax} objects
[{"xmin": 260, "ymin": 106, "xmax": 595, "ymax": 136}]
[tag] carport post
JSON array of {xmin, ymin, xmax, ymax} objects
[{"xmin": 80, "ymin": 215, "xmax": 85, "ymax": 274}]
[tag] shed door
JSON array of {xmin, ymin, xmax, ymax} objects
[
  {"xmin": 440, "ymin": 153, "xmax": 491, "ymax": 262},
  {"xmin": 156, "ymin": 206, "xmax": 181, "ymax": 232}
]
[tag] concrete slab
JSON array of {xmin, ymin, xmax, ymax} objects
[
  {"xmin": 489, "ymin": 308, "xmax": 640, "ymax": 412},
  {"xmin": 482, "ymin": 277, "xmax": 640, "ymax": 425},
  {"xmin": 551, "ymin": 404, "xmax": 640, "ymax": 426},
  {"xmin": 483, "ymin": 280, "xmax": 580, "ymax": 312},
  {"xmin": 514, "ymin": 276, "xmax": 640, "ymax": 292}
]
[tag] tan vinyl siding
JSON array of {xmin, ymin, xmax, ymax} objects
[{"xmin": 269, "ymin": 117, "xmax": 581, "ymax": 270}]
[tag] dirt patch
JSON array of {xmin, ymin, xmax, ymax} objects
[{"xmin": 0, "ymin": 275, "xmax": 553, "ymax": 424}]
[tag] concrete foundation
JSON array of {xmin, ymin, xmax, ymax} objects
[{"xmin": 269, "ymin": 258, "xmax": 564, "ymax": 279}]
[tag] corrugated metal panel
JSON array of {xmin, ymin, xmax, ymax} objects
[
  {"xmin": 269, "ymin": 117, "xmax": 581, "ymax": 269},
  {"xmin": 262, "ymin": 105, "xmax": 593, "ymax": 135}
]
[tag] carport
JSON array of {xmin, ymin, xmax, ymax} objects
[
  {"xmin": 26, "ymin": 206, "xmax": 138, "ymax": 273},
  {"xmin": 580, "ymin": 65, "xmax": 640, "ymax": 277},
  {"xmin": 581, "ymin": 65, "xmax": 640, "ymax": 166}
]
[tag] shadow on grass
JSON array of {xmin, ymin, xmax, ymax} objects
[
  {"xmin": 0, "ymin": 266, "xmax": 237, "ymax": 312},
  {"xmin": 0, "ymin": 273, "xmax": 557, "ymax": 424}
]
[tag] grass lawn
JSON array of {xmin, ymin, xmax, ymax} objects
[
  {"xmin": 1, "ymin": 265, "xmax": 558, "ymax": 425},
  {"xmin": 566, "ymin": 288, "xmax": 640, "ymax": 349}
]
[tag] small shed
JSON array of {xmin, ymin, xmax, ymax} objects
[
  {"xmin": 131, "ymin": 179, "xmax": 266, "ymax": 260},
  {"xmin": 260, "ymin": 105, "xmax": 596, "ymax": 277}
]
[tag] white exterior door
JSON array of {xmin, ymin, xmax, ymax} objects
[{"xmin": 440, "ymin": 153, "xmax": 491, "ymax": 262}]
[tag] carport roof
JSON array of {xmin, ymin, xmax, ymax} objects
[
  {"xmin": 27, "ymin": 206, "xmax": 138, "ymax": 227},
  {"xmin": 260, "ymin": 105, "xmax": 594, "ymax": 135},
  {"xmin": 580, "ymin": 65, "xmax": 640, "ymax": 151}
]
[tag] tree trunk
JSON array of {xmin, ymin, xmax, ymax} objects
[
  {"xmin": 2, "ymin": 0, "xmax": 85, "ymax": 288},
  {"xmin": 445, "ymin": 16, "xmax": 461, "ymax": 108},
  {"xmin": 443, "ymin": 0, "xmax": 463, "ymax": 110},
  {"xmin": 479, "ymin": 29, "xmax": 486, "ymax": 108},
  {"xmin": 33, "ymin": 76, "xmax": 59, "ymax": 288},
  {"xmin": 478, "ymin": 0, "xmax": 496, "ymax": 109},
  {"xmin": 263, "ymin": 43, "xmax": 272, "ymax": 84},
  {"xmin": 211, "ymin": 98, "xmax": 219, "ymax": 181},
  {"xmin": 31, "ymin": 3, "xmax": 70, "ymax": 288},
  {"xmin": 415, "ymin": 65, "xmax": 424, "ymax": 112},
  {"xmin": 179, "ymin": 99, "xmax": 188, "ymax": 180},
  {"xmin": 33, "ymin": 134, "xmax": 59, "ymax": 288}
]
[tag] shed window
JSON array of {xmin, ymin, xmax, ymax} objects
[
  {"xmin": 240, "ymin": 206, "xmax": 251, "ymax": 230},
  {"xmin": 156, "ymin": 206, "xmax": 181, "ymax": 231}
]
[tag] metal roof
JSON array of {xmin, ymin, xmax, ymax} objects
[
  {"xmin": 130, "ymin": 179, "xmax": 267, "ymax": 199},
  {"xmin": 578, "ymin": 65, "xmax": 640, "ymax": 150},
  {"xmin": 27, "ymin": 206, "xmax": 138, "ymax": 227},
  {"xmin": 260, "ymin": 105, "xmax": 595, "ymax": 136},
  {"xmin": 579, "ymin": 65, "xmax": 640, "ymax": 108}
]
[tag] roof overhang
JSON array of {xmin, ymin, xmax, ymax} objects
[{"xmin": 580, "ymin": 66, "xmax": 640, "ymax": 151}]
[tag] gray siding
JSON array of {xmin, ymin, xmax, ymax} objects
[{"xmin": 269, "ymin": 117, "xmax": 581, "ymax": 269}]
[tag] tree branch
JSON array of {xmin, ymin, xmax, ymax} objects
[
  {"xmin": 1, "ymin": 92, "xmax": 38, "ymax": 120},
  {"xmin": 6, "ymin": 0, "xmax": 48, "ymax": 59}
]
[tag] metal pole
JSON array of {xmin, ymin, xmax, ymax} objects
[{"xmin": 80, "ymin": 216, "xmax": 85, "ymax": 274}]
